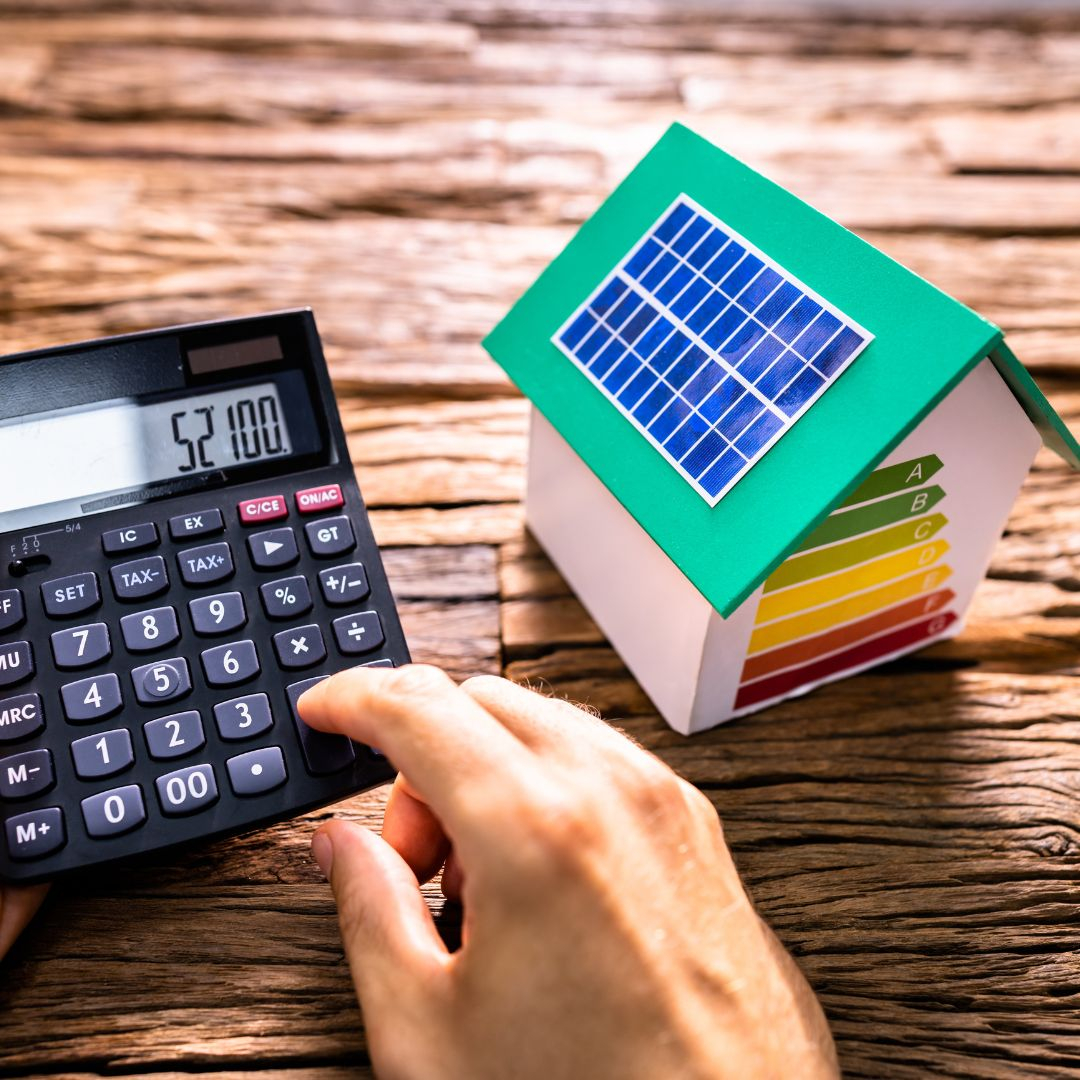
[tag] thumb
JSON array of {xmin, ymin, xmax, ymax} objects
[
  {"xmin": 314, "ymin": 820, "xmax": 448, "ymax": 1013},
  {"xmin": 0, "ymin": 884, "xmax": 49, "ymax": 961}
]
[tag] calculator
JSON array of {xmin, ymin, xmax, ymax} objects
[{"xmin": 0, "ymin": 310, "xmax": 407, "ymax": 884}]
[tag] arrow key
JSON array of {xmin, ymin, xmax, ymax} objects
[{"xmin": 248, "ymin": 528, "xmax": 299, "ymax": 571}]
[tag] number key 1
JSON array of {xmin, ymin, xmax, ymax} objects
[{"xmin": 70, "ymin": 729, "xmax": 134, "ymax": 780}]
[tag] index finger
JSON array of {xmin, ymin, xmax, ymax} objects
[{"xmin": 298, "ymin": 664, "xmax": 536, "ymax": 837}]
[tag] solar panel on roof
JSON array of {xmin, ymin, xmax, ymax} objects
[{"xmin": 553, "ymin": 194, "xmax": 874, "ymax": 506}]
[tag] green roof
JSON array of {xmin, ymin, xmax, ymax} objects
[{"xmin": 483, "ymin": 123, "xmax": 1080, "ymax": 617}]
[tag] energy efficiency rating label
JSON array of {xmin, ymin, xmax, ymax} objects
[{"xmin": 736, "ymin": 453, "xmax": 957, "ymax": 710}]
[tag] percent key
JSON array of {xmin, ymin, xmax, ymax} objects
[{"xmin": 260, "ymin": 576, "xmax": 313, "ymax": 619}]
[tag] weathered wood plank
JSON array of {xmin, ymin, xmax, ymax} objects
[{"xmin": 2, "ymin": 4, "xmax": 1079, "ymax": 1078}]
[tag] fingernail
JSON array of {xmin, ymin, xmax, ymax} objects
[{"xmin": 312, "ymin": 830, "xmax": 334, "ymax": 880}]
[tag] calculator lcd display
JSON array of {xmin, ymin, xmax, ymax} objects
[{"xmin": 0, "ymin": 382, "xmax": 294, "ymax": 521}]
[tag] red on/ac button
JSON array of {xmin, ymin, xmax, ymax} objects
[
  {"xmin": 296, "ymin": 483, "xmax": 344, "ymax": 515},
  {"xmin": 238, "ymin": 495, "xmax": 288, "ymax": 525}
]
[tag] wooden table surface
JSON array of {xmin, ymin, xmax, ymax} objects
[{"xmin": 2, "ymin": 3, "xmax": 1079, "ymax": 1077}]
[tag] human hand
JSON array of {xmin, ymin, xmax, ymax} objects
[
  {"xmin": 299, "ymin": 666, "xmax": 838, "ymax": 1080},
  {"xmin": 0, "ymin": 883, "xmax": 48, "ymax": 962}
]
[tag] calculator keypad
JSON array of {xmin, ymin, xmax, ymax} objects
[
  {"xmin": 274, "ymin": 624, "xmax": 327, "ymax": 670},
  {"xmin": 71, "ymin": 729, "xmax": 134, "ymax": 780},
  {"xmin": 318, "ymin": 564, "xmax": 369, "ymax": 606},
  {"xmin": 120, "ymin": 607, "xmax": 180, "ymax": 653},
  {"xmin": 214, "ymin": 693, "xmax": 273, "ymax": 741},
  {"xmin": 5, "ymin": 807, "xmax": 65, "ymax": 860},
  {"xmin": 287, "ymin": 676, "xmax": 356, "ymax": 775},
  {"xmin": 82, "ymin": 785, "xmax": 145, "ymax": 837},
  {"xmin": 0, "ymin": 693, "xmax": 44, "ymax": 743},
  {"xmin": 305, "ymin": 517, "xmax": 355, "ymax": 558},
  {"xmin": 169, "ymin": 509, "xmax": 224, "ymax": 541},
  {"xmin": 1, "ymin": 469, "xmax": 403, "ymax": 880},
  {"xmin": 178, "ymin": 543, "xmax": 234, "ymax": 587},
  {"xmin": 144, "ymin": 711, "xmax": 205, "ymax": 760},
  {"xmin": 51, "ymin": 623, "xmax": 111, "ymax": 669},
  {"xmin": 332, "ymin": 611, "xmax": 384, "ymax": 655},
  {"xmin": 0, "ymin": 590, "xmax": 25, "ymax": 633},
  {"xmin": 102, "ymin": 522, "xmax": 159, "ymax": 556},
  {"xmin": 0, "ymin": 748, "xmax": 55, "ymax": 800},
  {"xmin": 201, "ymin": 641, "xmax": 260, "ymax": 687},
  {"xmin": 249, "ymin": 528, "xmax": 299, "ymax": 571},
  {"xmin": 131, "ymin": 658, "xmax": 191, "ymax": 705},
  {"xmin": 61, "ymin": 673, "xmax": 123, "ymax": 722},
  {"xmin": 156, "ymin": 763, "xmax": 218, "ymax": 816},
  {"xmin": 0, "ymin": 641, "xmax": 34, "ymax": 688},
  {"xmin": 260, "ymin": 576, "xmax": 312, "ymax": 620},
  {"xmin": 189, "ymin": 592, "xmax": 246, "ymax": 636},
  {"xmin": 42, "ymin": 573, "xmax": 100, "ymax": 618},
  {"xmin": 227, "ymin": 746, "xmax": 287, "ymax": 796},
  {"xmin": 110, "ymin": 556, "xmax": 169, "ymax": 602}
]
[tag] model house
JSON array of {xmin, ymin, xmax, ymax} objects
[{"xmin": 484, "ymin": 123, "xmax": 1080, "ymax": 735}]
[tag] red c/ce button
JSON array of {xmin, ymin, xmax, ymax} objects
[
  {"xmin": 296, "ymin": 483, "xmax": 344, "ymax": 515},
  {"xmin": 238, "ymin": 495, "xmax": 288, "ymax": 525}
]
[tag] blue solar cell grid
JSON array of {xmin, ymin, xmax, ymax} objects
[{"xmin": 552, "ymin": 195, "xmax": 874, "ymax": 505}]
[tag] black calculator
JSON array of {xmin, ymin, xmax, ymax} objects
[{"xmin": 0, "ymin": 310, "xmax": 407, "ymax": 884}]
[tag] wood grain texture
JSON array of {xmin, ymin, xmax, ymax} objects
[{"xmin": 0, "ymin": 3, "xmax": 1078, "ymax": 1077}]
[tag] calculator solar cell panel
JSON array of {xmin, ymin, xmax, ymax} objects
[{"xmin": 0, "ymin": 310, "xmax": 406, "ymax": 883}]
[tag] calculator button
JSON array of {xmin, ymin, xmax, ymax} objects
[
  {"xmin": 0, "ymin": 693, "xmax": 44, "ymax": 743},
  {"xmin": 287, "ymin": 676, "xmax": 357, "ymax": 775},
  {"xmin": 131, "ymin": 658, "xmax": 192, "ymax": 706},
  {"xmin": 362, "ymin": 659, "xmax": 394, "ymax": 669},
  {"xmin": 144, "ymin": 711, "xmax": 205, "ymax": 760},
  {"xmin": 189, "ymin": 592, "xmax": 247, "ymax": 637},
  {"xmin": 296, "ymin": 483, "xmax": 344, "ymax": 515},
  {"xmin": 333, "ymin": 611, "xmax": 384, "ymax": 655},
  {"xmin": 102, "ymin": 523, "xmax": 159, "ymax": 556},
  {"xmin": 111, "ymin": 555, "xmax": 169, "ymax": 602},
  {"xmin": 305, "ymin": 516, "xmax": 356, "ymax": 559},
  {"xmin": 318, "ymin": 563, "xmax": 369, "ymax": 606},
  {"xmin": 260, "ymin": 575, "xmax": 313, "ymax": 620},
  {"xmin": 227, "ymin": 746, "xmax": 287, "ymax": 796},
  {"xmin": 156, "ymin": 763, "xmax": 218, "ymax": 816},
  {"xmin": 61, "ymin": 673, "xmax": 123, "ymax": 723},
  {"xmin": 82, "ymin": 785, "xmax": 146, "ymax": 838},
  {"xmin": 5, "ymin": 807, "xmax": 65, "ymax": 860},
  {"xmin": 0, "ymin": 589, "xmax": 25, "ymax": 633},
  {"xmin": 274, "ymin": 624, "xmax": 327, "ymax": 670},
  {"xmin": 201, "ymin": 640, "xmax": 260, "ymax": 687},
  {"xmin": 120, "ymin": 607, "xmax": 180, "ymax": 653},
  {"xmin": 178, "ymin": 542, "xmax": 234, "ymax": 587},
  {"xmin": 42, "ymin": 572, "xmax": 100, "ymax": 618},
  {"xmin": 170, "ymin": 509, "xmax": 224, "ymax": 541},
  {"xmin": 0, "ymin": 641, "xmax": 33, "ymax": 688},
  {"xmin": 51, "ymin": 623, "xmax": 111, "ymax": 670},
  {"xmin": 214, "ymin": 693, "xmax": 274, "ymax": 741},
  {"xmin": 239, "ymin": 495, "xmax": 288, "ymax": 525},
  {"xmin": 0, "ymin": 749, "xmax": 54, "ymax": 800},
  {"xmin": 249, "ymin": 528, "xmax": 299, "ymax": 571},
  {"xmin": 70, "ymin": 728, "xmax": 134, "ymax": 780}
]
